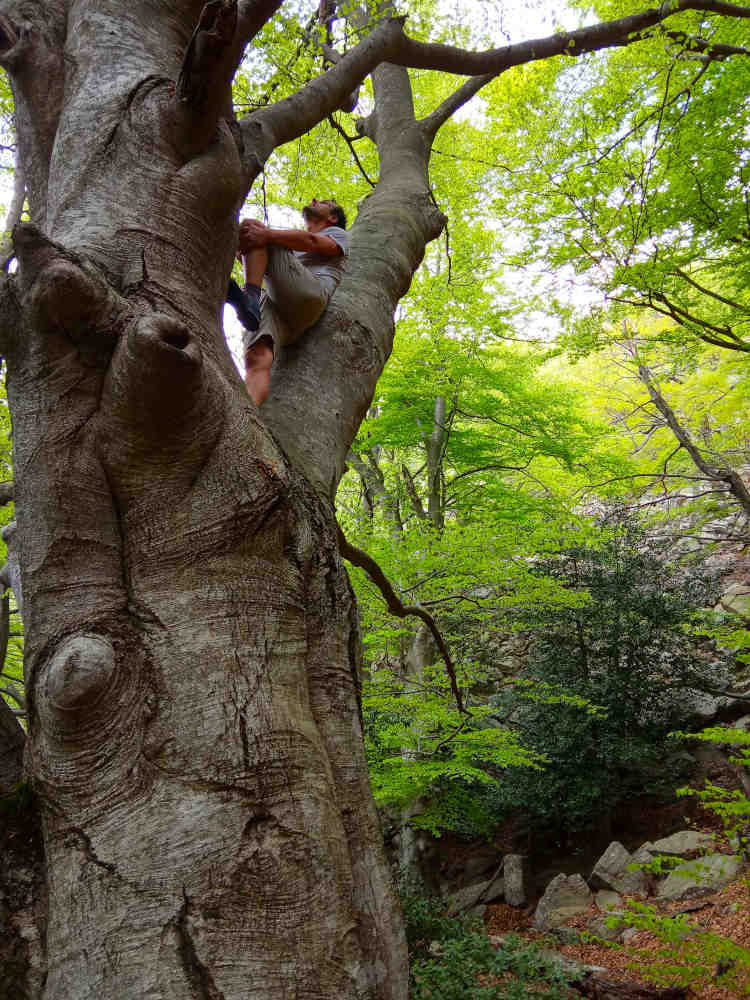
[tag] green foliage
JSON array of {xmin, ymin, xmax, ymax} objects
[
  {"xmin": 617, "ymin": 899, "xmax": 750, "ymax": 995},
  {"xmin": 674, "ymin": 727, "xmax": 750, "ymax": 853},
  {"xmin": 365, "ymin": 664, "xmax": 545, "ymax": 837},
  {"xmin": 483, "ymin": 512, "xmax": 729, "ymax": 839},
  {"xmin": 400, "ymin": 883, "xmax": 572, "ymax": 1000},
  {"xmin": 613, "ymin": 725, "xmax": 750, "ymax": 995},
  {"xmin": 484, "ymin": 1, "xmax": 750, "ymax": 354}
]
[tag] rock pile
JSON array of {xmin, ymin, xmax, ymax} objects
[{"xmin": 533, "ymin": 830, "xmax": 745, "ymax": 943}]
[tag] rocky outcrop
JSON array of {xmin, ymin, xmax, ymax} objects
[
  {"xmin": 444, "ymin": 870, "xmax": 504, "ymax": 916},
  {"xmin": 534, "ymin": 829, "xmax": 746, "ymax": 935},
  {"xmin": 647, "ymin": 831, "xmax": 714, "ymax": 856},
  {"xmin": 595, "ymin": 890, "xmax": 623, "ymax": 911}
]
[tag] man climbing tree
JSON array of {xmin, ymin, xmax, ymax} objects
[
  {"xmin": 227, "ymin": 197, "xmax": 348, "ymax": 404},
  {"xmin": 1, "ymin": 0, "xmax": 750, "ymax": 996}
]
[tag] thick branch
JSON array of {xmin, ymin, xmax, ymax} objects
[
  {"xmin": 387, "ymin": 1, "xmax": 750, "ymax": 76},
  {"xmin": 337, "ymin": 524, "xmax": 468, "ymax": 714},
  {"xmin": 177, "ymin": 0, "xmax": 238, "ymax": 107},
  {"xmin": 239, "ymin": 17, "xmax": 406, "ymax": 166},
  {"xmin": 236, "ymin": 0, "xmax": 284, "ymax": 45},
  {"xmin": 0, "ymin": 482, "xmax": 13, "ymax": 507},
  {"xmin": 0, "ymin": 4, "xmax": 66, "ymax": 227}
]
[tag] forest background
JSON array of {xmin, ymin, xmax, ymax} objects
[{"xmin": 1, "ymin": 0, "xmax": 750, "ymax": 994}]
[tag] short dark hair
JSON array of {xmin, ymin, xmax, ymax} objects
[{"xmin": 326, "ymin": 200, "xmax": 347, "ymax": 229}]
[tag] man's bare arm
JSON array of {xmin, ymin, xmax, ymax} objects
[{"xmin": 239, "ymin": 221, "xmax": 342, "ymax": 257}]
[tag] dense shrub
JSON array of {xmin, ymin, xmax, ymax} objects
[{"xmin": 400, "ymin": 881, "xmax": 572, "ymax": 1000}]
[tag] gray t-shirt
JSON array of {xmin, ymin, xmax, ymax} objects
[{"xmin": 295, "ymin": 225, "xmax": 348, "ymax": 296}]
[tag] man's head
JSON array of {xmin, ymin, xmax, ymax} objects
[{"xmin": 302, "ymin": 198, "xmax": 347, "ymax": 231}]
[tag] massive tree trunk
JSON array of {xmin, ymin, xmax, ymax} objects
[{"xmin": 0, "ymin": 2, "xmax": 446, "ymax": 996}]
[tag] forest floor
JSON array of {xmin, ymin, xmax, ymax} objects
[
  {"xmin": 484, "ymin": 816, "xmax": 750, "ymax": 999},
  {"xmin": 486, "ymin": 872, "xmax": 749, "ymax": 998}
]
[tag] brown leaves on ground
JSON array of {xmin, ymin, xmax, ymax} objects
[{"xmin": 486, "ymin": 876, "xmax": 750, "ymax": 999}]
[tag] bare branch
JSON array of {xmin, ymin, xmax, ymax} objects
[
  {"xmin": 0, "ymin": 481, "xmax": 13, "ymax": 507},
  {"xmin": 337, "ymin": 524, "xmax": 468, "ymax": 715},
  {"xmin": 671, "ymin": 266, "xmax": 750, "ymax": 313},
  {"xmin": 236, "ymin": 0, "xmax": 285, "ymax": 47},
  {"xmin": 660, "ymin": 28, "xmax": 750, "ymax": 58},
  {"xmin": 422, "ymin": 73, "xmax": 495, "ymax": 138},
  {"xmin": 401, "ymin": 463, "xmax": 429, "ymax": 521},
  {"xmin": 627, "ymin": 342, "xmax": 750, "ymax": 517},
  {"xmin": 326, "ymin": 114, "xmax": 376, "ymax": 186}
]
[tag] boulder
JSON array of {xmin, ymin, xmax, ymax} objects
[
  {"xmin": 503, "ymin": 854, "xmax": 526, "ymax": 907},
  {"xmin": 534, "ymin": 873, "xmax": 592, "ymax": 931},
  {"xmin": 657, "ymin": 854, "xmax": 744, "ymax": 900},
  {"xmin": 649, "ymin": 831, "xmax": 714, "ymax": 857},
  {"xmin": 595, "ymin": 890, "xmax": 622, "ymax": 911},
  {"xmin": 587, "ymin": 912, "xmax": 625, "ymax": 942},
  {"xmin": 631, "ymin": 845, "xmax": 654, "ymax": 865},
  {"xmin": 445, "ymin": 871, "xmax": 503, "ymax": 916},
  {"xmin": 717, "ymin": 581, "xmax": 750, "ymax": 619},
  {"xmin": 590, "ymin": 841, "xmax": 647, "ymax": 896}
]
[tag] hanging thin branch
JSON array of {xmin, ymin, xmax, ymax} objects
[
  {"xmin": 336, "ymin": 523, "xmax": 468, "ymax": 715},
  {"xmin": 326, "ymin": 114, "xmax": 376, "ymax": 186}
]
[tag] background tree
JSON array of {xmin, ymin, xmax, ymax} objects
[{"xmin": 2, "ymin": 0, "xmax": 750, "ymax": 996}]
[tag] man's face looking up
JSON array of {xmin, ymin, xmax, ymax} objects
[{"xmin": 302, "ymin": 198, "xmax": 336, "ymax": 231}]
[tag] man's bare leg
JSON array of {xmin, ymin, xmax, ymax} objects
[
  {"xmin": 244, "ymin": 339, "xmax": 274, "ymax": 407},
  {"xmin": 243, "ymin": 247, "xmax": 267, "ymax": 288}
]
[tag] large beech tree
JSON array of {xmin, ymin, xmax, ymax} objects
[{"xmin": 1, "ymin": 0, "xmax": 750, "ymax": 996}]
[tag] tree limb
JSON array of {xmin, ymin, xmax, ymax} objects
[
  {"xmin": 422, "ymin": 73, "xmax": 495, "ymax": 138},
  {"xmin": 401, "ymin": 463, "xmax": 429, "ymax": 521},
  {"xmin": 387, "ymin": 1, "xmax": 750, "ymax": 77},
  {"xmin": 239, "ymin": 16, "xmax": 406, "ymax": 167},
  {"xmin": 0, "ymin": 160, "xmax": 24, "ymax": 270},
  {"xmin": 236, "ymin": 0, "xmax": 285, "ymax": 47},
  {"xmin": 337, "ymin": 524, "xmax": 468, "ymax": 715}
]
